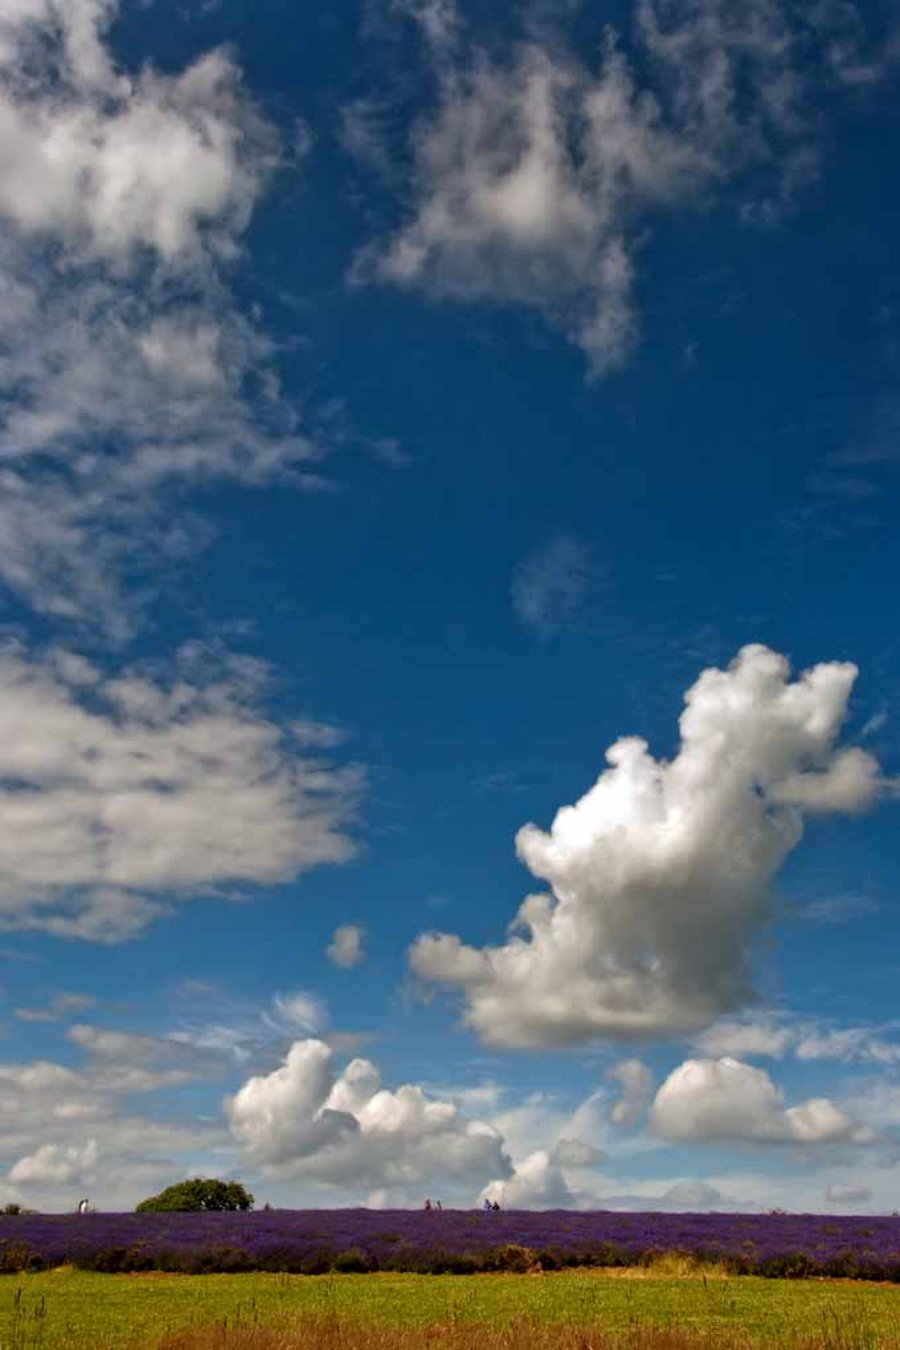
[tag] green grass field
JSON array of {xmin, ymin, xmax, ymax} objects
[{"xmin": 3, "ymin": 1269, "xmax": 900, "ymax": 1350}]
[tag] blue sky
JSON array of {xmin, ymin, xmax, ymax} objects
[{"xmin": 1, "ymin": 0, "xmax": 900, "ymax": 1214}]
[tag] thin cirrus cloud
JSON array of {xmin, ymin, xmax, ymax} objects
[
  {"xmin": 410, "ymin": 644, "xmax": 887, "ymax": 1048},
  {"xmin": 694, "ymin": 1016, "xmax": 900, "ymax": 1066},
  {"xmin": 0, "ymin": 643, "xmax": 363, "ymax": 943},
  {"xmin": 363, "ymin": 0, "xmax": 891, "ymax": 374},
  {"xmin": 0, "ymin": 0, "xmax": 325, "ymax": 636},
  {"xmin": 511, "ymin": 534, "xmax": 596, "ymax": 638}
]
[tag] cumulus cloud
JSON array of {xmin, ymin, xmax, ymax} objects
[
  {"xmin": 226, "ymin": 1038, "xmax": 510, "ymax": 1193},
  {"xmin": 0, "ymin": 0, "xmax": 334, "ymax": 632},
  {"xmin": 327, "ymin": 923, "xmax": 366, "ymax": 969},
  {"xmin": 410, "ymin": 645, "xmax": 887, "ymax": 1047},
  {"xmin": 480, "ymin": 1147, "xmax": 573, "ymax": 1209},
  {"xmin": 649, "ymin": 1057, "xmax": 872, "ymax": 1144},
  {"xmin": 9, "ymin": 1138, "xmax": 98, "ymax": 1186},
  {"xmin": 607, "ymin": 1059, "xmax": 654, "ymax": 1127},
  {"xmin": 0, "ymin": 643, "xmax": 363, "ymax": 942},
  {"xmin": 367, "ymin": 0, "xmax": 887, "ymax": 371}
]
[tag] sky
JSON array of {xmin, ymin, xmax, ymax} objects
[{"xmin": 1, "ymin": 0, "xmax": 900, "ymax": 1216}]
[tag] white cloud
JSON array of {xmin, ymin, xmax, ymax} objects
[
  {"xmin": 327, "ymin": 923, "xmax": 366, "ymax": 969},
  {"xmin": 0, "ymin": 0, "xmax": 273, "ymax": 262},
  {"xmin": 607, "ymin": 1059, "xmax": 654, "ymax": 1127},
  {"xmin": 390, "ymin": 0, "xmax": 458, "ymax": 51},
  {"xmin": 226, "ymin": 1038, "xmax": 511, "ymax": 1194},
  {"xmin": 0, "ymin": 1045, "xmax": 225, "ymax": 1207},
  {"xmin": 369, "ymin": 39, "xmax": 691, "ymax": 374},
  {"xmin": 826, "ymin": 1183, "xmax": 871, "ymax": 1205},
  {"xmin": 649, "ymin": 1057, "xmax": 872, "ymax": 1144},
  {"xmin": 695, "ymin": 1015, "xmax": 900, "ymax": 1066},
  {"xmin": 796, "ymin": 894, "xmax": 880, "ymax": 924},
  {"xmin": 10, "ymin": 1138, "xmax": 98, "ymax": 1186},
  {"xmin": 368, "ymin": 1, "xmax": 882, "ymax": 371},
  {"xmin": 511, "ymin": 534, "xmax": 595, "ymax": 637},
  {"xmin": 0, "ymin": 0, "xmax": 335, "ymax": 632},
  {"xmin": 65, "ymin": 1024, "xmax": 223, "ymax": 1086},
  {"xmin": 480, "ymin": 1147, "xmax": 573, "ymax": 1209},
  {"xmin": 0, "ymin": 643, "xmax": 363, "ymax": 942},
  {"xmin": 14, "ymin": 991, "xmax": 95, "ymax": 1023},
  {"xmin": 270, "ymin": 992, "xmax": 329, "ymax": 1035},
  {"xmin": 659, "ymin": 1180, "xmax": 724, "ymax": 1208},
  {"xmin": 695, "ymin": 1018, "xmax": 797, "ymax": 1060},
  {"xmin": 411, "ymin": 645, "xmax": 886, "ymax": 1047}
]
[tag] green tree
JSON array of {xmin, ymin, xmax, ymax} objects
[{"xmin": 135, "ymin": 1178, "xmax": 254, "ymax": 1213}]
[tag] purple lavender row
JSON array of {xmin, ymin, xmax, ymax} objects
[{"xmin": 2, "ymin": 1209, "xmax": 900, "ymax": 1279}]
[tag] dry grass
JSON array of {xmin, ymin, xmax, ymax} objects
[{"xmin": 156, "ymin": 1314, "xmax": 900, "ymax": 1350}]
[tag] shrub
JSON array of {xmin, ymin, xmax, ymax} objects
[
  {"xmin": 136, "ymin": 1179, "xmax": 254, "ymax": 1213},
  {"xmin": 0, "ymin": 1241, "xmax": 43, "ymax": 1273},
  {"xmin": 490, "ymin": 1244, "xmax": 539, "ymax": 1273}
]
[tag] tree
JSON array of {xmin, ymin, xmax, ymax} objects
[{"xmin": 135, "ymin": 1179, "xmax": 254, "ymax": 1213}]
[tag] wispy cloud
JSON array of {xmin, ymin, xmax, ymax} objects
[
  {"xmin": 0, "ymin": 0, "xmax": 336, "ymax": 635},
  {"xmin": 361, "ymin": 0, "xmax": 894, "ymax": 372},
  {"xmin": 511, "ymin": 534, "xmax": 596, "ymax": 637}
]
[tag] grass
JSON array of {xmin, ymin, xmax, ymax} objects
[{"xmin": 2, "ymin": 1268, "xmax": 900, "ymax": 1350}]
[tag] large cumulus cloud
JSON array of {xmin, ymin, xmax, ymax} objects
[
  {"xmin": 650, "ymin": 1057, "xmax": 872, "ymax": 1145},
  {"xmin": 226, "ymin": 1039, "xmax": 511, "ymax": 1192},
  {"xmin": 411, "ymin": 645, "xmax": 886, "ymax": 1047}
]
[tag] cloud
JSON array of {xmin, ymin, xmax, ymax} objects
[
  {"xmin": 226, "ymin": 1038, "xmax": 511, "ymax": 1193},
  {"xmin": 797, "ymin": 894, "xmax": 880, "ymax": 924},
  {"xmin": 411, "ymin": 645, "xmax": 887, "ymax": 1047},
  {"xmin": 327, "ymin": 923, "xmax": 366, "ymax": 969},
  {"xmin": 14, "ymin": 991, "xmax": 95, "ymax": 1023},
  {"xmin": 607, "ymin": 1059, "xmax": 654, "ymax": 1127},
  {"xmin": 365, "ymin": 1, "xmax": 885, "ymax": 371},
  {"xmin": 390, "ymin": 0, "xmax": 459, "ymax": 51},
  {"xmin": 65, "ymin": 1024, "xmax": 224, "ymax": 1087},
  {"xmin": 270, "ymin": 992, "xmax": 329, "ymax": 1035},
  {"xmin": 695, "ymin": 1018, "xmax": 795, "ymax": 1060},
  {"xmin": 695, "ymin": 1015, "xmax": 900, "ymax": 1066},
  {"xmin": 10, "ymin": 1138, "xmax": 98, "ymax": 1186},
  {"xmin": 0, "ymin": 643, "xmax": 363, "ymax": 942},
  {"xmin": 480, "ymin": 1147, "xmax": 573, "ymax": 1209},
  {"xmin": 649, "ymin": 1057, "xmax": 871, "ymax": 1144},
  {"xmin": 0, "ymin": 1045, "xmax": 225, "ymax": 1206},
  {"xmin": 0, "ymin": 0, "xmax": 335, "ymax": 633},
  {"xmin": 0, "ymin": 28, "xmax": 271, "ymax": 260},
  {"xmin": 826, "ymin": 1183, "xmax": 871, "ymax": 1205},
  {"xmin": 511, "ymin": 534, "xmax": 595, "ymax": 637},
  {"xmin": 660, "ymin": 1180, "xmax": 725, "ymax": 1208}
]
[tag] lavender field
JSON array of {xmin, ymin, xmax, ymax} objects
[{"xmin": 2, "ymin": 1208, "xmax": 900, "ymax": 1280}]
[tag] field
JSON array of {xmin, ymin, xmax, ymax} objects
[
  {"xmin": 4, "ymin": 1268, "xmax": 900, "ymax": 1350},
  {"xmin": 4, "ymin": 1209, "xmax": 900, "ymax": 1279}
]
